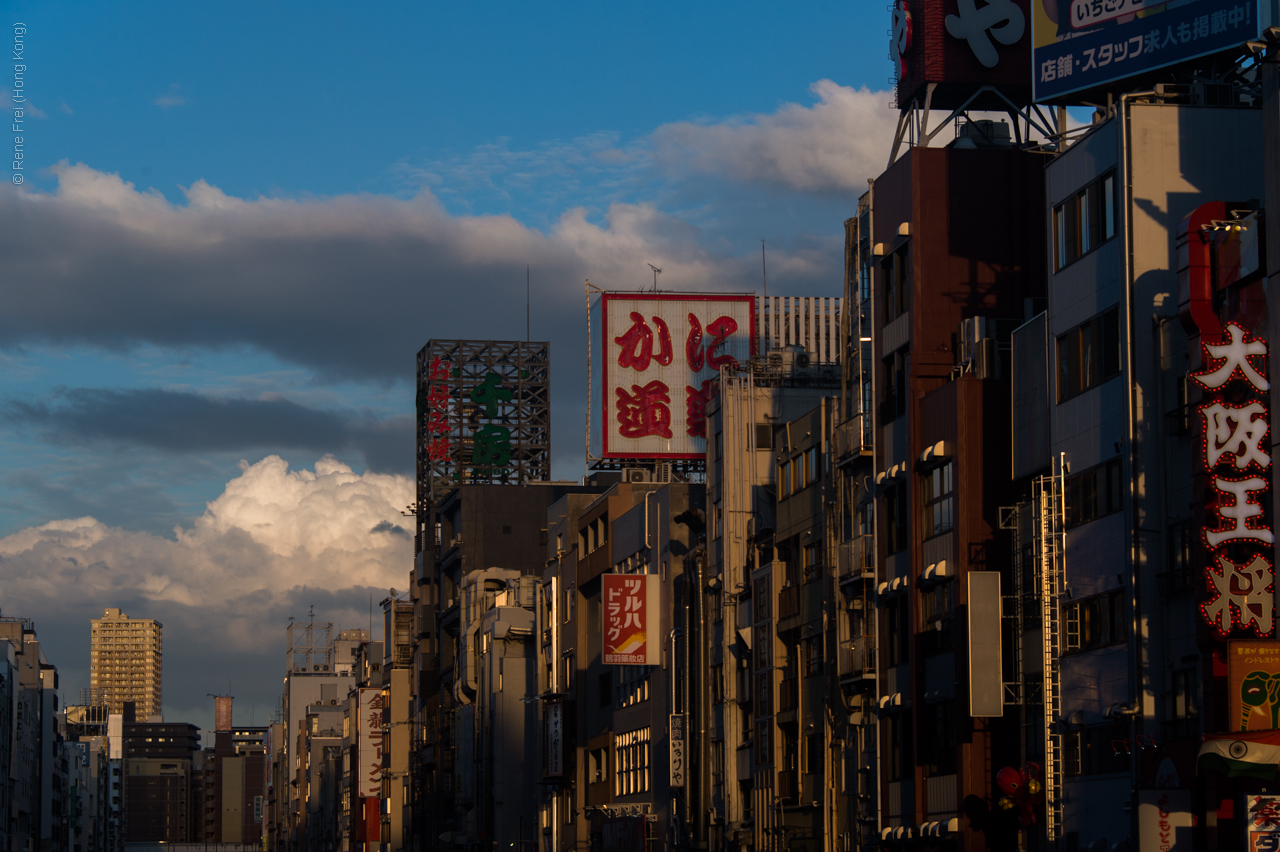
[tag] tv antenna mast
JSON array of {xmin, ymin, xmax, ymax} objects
[{"xmin": 647, "ymin": 263, "xmax": 662, "ymax": 292}]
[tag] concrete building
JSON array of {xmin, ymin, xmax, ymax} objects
[
  {"xmin": 275, "ymin": 623, "xmax": 361, "ymax": 852},
  {"xmin": 379, "ymin": 599, "xmax": 413, "ymax": 852},
  {"xmin": 702, "ymin": 355, "xmax": 842, "ymax": 851},
  {"xmin": 0, "ymin": 617, "xmax": 59, "ymax": 852},
  {"xmin": 89, "ymin": 609, "xmax": 162, "ymax": 721},
  {"xmin": 192, "ymin": 710, "xmax": 268, "ymax": 846},
  {"xmin": 414, "ymin": 481, "xmax": 609, "ymax": 846},
  {"xmin": 851, "ymin": 137, "xmax": 1048, "ymax": 850},
  {"xmin": 1025, "ymin": 95, "xmax": 1264, "ymax": 850},
  {"xmin": 558, "ymin": 482, "xmax": 704, "ymax": 850},
  {"xmin": 294, "ymin": 704, "xmax": 343, "ymax": 852},
  {"xmin": 120, "ymin": 718, "xmax": 199, "ymax": 843}
]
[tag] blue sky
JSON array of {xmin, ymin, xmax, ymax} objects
[{"xmin": 1, "ymin": 0, "xmax": 899, "ymax": 728}]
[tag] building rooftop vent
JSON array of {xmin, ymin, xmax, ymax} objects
[{"xmin": 950, "ymin": 119, "xmax": 1012, "ymax": 150}]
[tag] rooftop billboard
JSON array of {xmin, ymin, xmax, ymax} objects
[
  {"xmin": 1033, "ymin": 0, "xmax": 1260, "ymax": 101},
  {"xmin": 601, "ymin": 294, "xmax": 755, "ymax": 460}
]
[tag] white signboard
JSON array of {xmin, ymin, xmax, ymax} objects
[
  {"xmin": 358, "ymin": 688, "xmax": 385, "ymax": 798},
  {"xmin": 602, "ymin": 294, "xmax": 755, "ymax": 459},
  {"xmin": 545, "ymin": 701, "xmax": 564, "ymax": 777},
  {"xmin": 1137, "ymin": 790, "xmax": 1192, "ymax": 851},
  {"xmin": 670, "ymin": 714, "xmax": 685, "ymax": 787}
]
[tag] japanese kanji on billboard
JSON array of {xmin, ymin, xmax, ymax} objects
[
  {"xmin": 1194, "ymin": 323, "xmax": 1275, "ymax": 639},
  {"xmin": 602, "ymin": 573, "xmax": 661, "ymax": 666},
  {"xmin": 358, "ymin": 688, "xmax": 385, "ymax": 798},
  {"xmin": 1033, "ymin": 0, "xmax": 1260, "ymax": 101},
  {"xmin": 602, "ymin": 294, "xmax": 756, "ymax": 459}
]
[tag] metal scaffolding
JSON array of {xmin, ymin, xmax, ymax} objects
[{"xmin": 1036, "ymin": 454, "xmax": 1068, "ymax": 845}]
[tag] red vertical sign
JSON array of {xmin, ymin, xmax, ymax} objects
[{"xmin": 602, "ymin": 574, "xmax": 660, "ymax": 665}]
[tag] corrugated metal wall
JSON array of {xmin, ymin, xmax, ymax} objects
[{"xmin": 757, "ymin": 296, "xmax": 843, "ymax": 364}]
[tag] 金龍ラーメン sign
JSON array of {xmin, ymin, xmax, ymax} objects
[
  {"xmin": 602, "ymin": 573, "xmax": 660, "ymax": 666},
  {"xmin": 601, "ymin": 294, "xmax": 755, "ymax": 459},
  {"xmin": 358, "ymin": 688, "xmax": 385, "ymax": 798},
  {"xmin": 1195, "ymin": 323, "xmax": 1275, "ymax": 639}
]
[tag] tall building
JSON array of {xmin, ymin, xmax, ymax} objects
[{"xmin": 90, "ymin": 609, "xmax": 162, "ymax": 719}]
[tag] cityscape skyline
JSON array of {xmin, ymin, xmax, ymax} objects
[{"xmin": 0, "ymin": 2, "xmax": 903, "ymax": 732}]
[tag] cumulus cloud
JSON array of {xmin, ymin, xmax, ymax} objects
[
  {"xmin": 0, "ymin": 456, "xmax": 413, "ymax": 723},
  {"xmin": 3, "ymin": 387, "xmax": 413, "ymax": 473},
  {"xmin": 155, "ymin": 84, "xmax": 187, "ymax": 109},
  {"xmin": 650, "ymin": 81, "xmax": 898, "ymax": 193}
]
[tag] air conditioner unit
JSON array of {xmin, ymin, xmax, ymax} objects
[
  {"xmin": 767, "ymin": 345, "xmax": 810, "ymax": 373},
  {"xmin": 622, "ymin": 468, "xmax": 650, "ymax": 483}
]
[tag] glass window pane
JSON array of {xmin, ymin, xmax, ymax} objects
[{"xmin": 1103, "ymin": 175, "xmax": 1115, "ymax": 240}]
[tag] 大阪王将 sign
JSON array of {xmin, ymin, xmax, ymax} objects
[{"xmin": 1195, "ymin": 323, "xmax": 1274, "ymax": 639}]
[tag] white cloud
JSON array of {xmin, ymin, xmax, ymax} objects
[
  {"xmin": 649, "ymin": 81, "xmax": 898, "ymax": 193},
  {"xmin": 0, "ymin": 456, "xmax": 413, "ymax": 722},
  {"xmin": 0, "ymin": 454, "xmax": 413, "ymax": 611},
  {"xmin": 155, "ymin": 84, "xmax": 187, "ymax": 109}
]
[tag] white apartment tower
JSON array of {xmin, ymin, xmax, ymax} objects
[{"xmin": 90, "ymin": 608, "xmax": 162, "ymax": 719}]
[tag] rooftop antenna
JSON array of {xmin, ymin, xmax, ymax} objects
[
  {"xmin": 647, "ymin": 263, "xmax": 662, "ymax": 292},
  {"xmin": 761, "ymin": 239, "xmax": 768, "ymax": 302},
  {"xmin": 526, "ymin": 266, "xmax": 531, "ymax": 342}
]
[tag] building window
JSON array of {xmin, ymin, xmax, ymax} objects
[
  {"xmin": 614, "ymin": 728, "xmax": 651, "ymax": 795},
  {"xmin": 580, "ymin": 516, "xmax": 609, "ymax": 554},
  {"xmin": 1064, "ymin": 588, "xmax": 1127, "ymax": 652},
  {"xmin": 884, "ymin": 483, "xmax": 909, "ymax": 555},
  {"xmin": 1054, "ymin": 172, "xmax": 1116, "ymax": 271},
  {"xmin": 802, "ymin": 637, "xmax": 823, "ymax": 676},
  {"xmin": 886, "ymin": 712, "xmax": 913, "ymax": 782},
  {"xmin": 921, "ymin": 462, "xmax": 954, "ymax": 539},
  {"xmin": 755, "ymin": 718, "xmax": 772, "ymax": 765},
  {"xmin": 1064, "ymin": 720, "xmax": 1131, "ymax": 776},
  {"xmin": 1168, "ymin": 668, "xmax": 1199, "ymax": 739},
  {"xmin": 882, "ymin": 243, "xmax": 910, "ymax": 323},
  {"xmin": 597, "ymin": 672, "xmax": 612, "ymax": 708},
  {"xmin": 882, "ymin": 351, "xmax": 909, "ymax": 424},
  {"xmin": 921, "ymin": 700, "xmax": 957, "ymax": 776},
  {"xmin": 885, "ymin": 596, "xmax": 910, "ymax": 667},
  {"xmin": 1163, "ymin": 520, "xmax": 1194, "ymax": 594},
  {"xmin": 588, "ymin": 748, "xmax": 606, "ymax": 785},
  {"xmin": 922, "ymin": 581, "xmax": 954, "ymax": 629},
  {"xmin": 1065, "ymin": 457, "xmax": 1123, "ymax": 527},
  {"xmin": 1057, "ymin": 306, "xmax": 1120, "ymax": 400},
  {"xmin": 614, "ymin": 665, "xmax": 650, "ymax": 709},
  {"xmin": 802, "ymin": 542, "xmax": 820, "ymax": 584}
]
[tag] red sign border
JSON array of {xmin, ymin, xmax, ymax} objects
[{"xmin": 600, "ymin": 293, "xmax": 757, "ymax": 460}]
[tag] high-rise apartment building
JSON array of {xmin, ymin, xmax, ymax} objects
[{"xmin": 90, "ymin": 608, "xmax": 163, "ymax": 719}]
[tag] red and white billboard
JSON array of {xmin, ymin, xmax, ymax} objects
[
  {"xmin": 602, "ymin": 574, "xmax": 660, "ymax": 665},
  {"xmin": 358, "ymin": 688, "xmax": 384, "ymax": 798},
  {"xmin": 602, "ymin": 293, "xmax": 755, "ymax": 459}
]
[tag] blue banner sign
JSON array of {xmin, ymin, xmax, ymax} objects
[{"xmin": 1033, "ymin": 0, "xmax": 1259, "ymax": 101}]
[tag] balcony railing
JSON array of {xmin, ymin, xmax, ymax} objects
[
  {"xmin": 778, "ymin": 677, "xmax": 799, "ymax": 712},
  {"xmin": 777, "ymin": 769, "xmax": 799, "ymax": 802},
  {"xmin": 839, "ymin": 638, "xmax": 876, "ymax": 680},
  {"xmin": 838, "ymin": 538, "xmax": 876, "ymax": 581},
  {"xmin": 778, "ymin": 585, "xmax": 801, "ymax": 621},
  {"xmin": 833, "ymin": 415, "xmax": 873, "ymax": 461}
]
